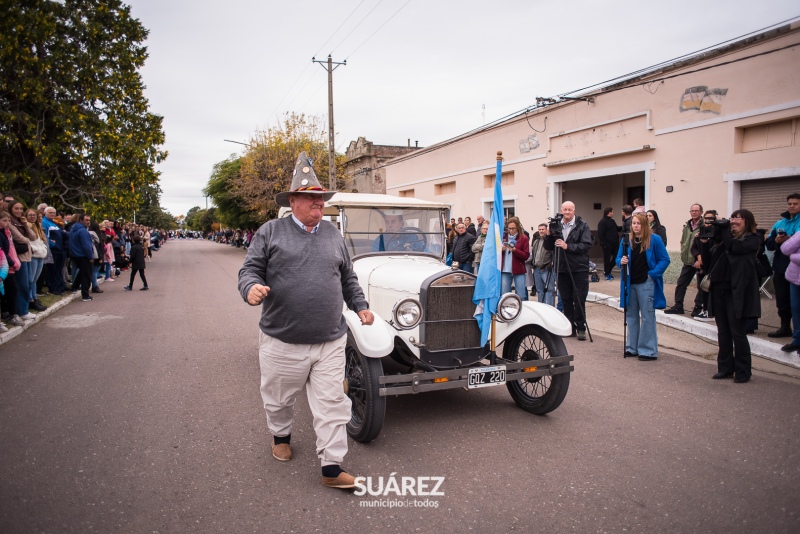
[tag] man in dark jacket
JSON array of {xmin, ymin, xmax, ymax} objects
[
  {"xmin": 597, "ymin": 207, "xmax": 621, "ymax": 281},
  {"xmin": 69, "ymin": 213, "xmax": 94, "ymax": 302},
  {"xmin": 544, "ymin": 201, "xmax": 594, "ymax": 340},
  {"xmin": 452, "ymin": 222, "xmax": 477, "ymax": 273}
]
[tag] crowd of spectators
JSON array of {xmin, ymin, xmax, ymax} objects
[{"xmin": 0, "ymin": 192, "xmax": 167, "ymax": 332}]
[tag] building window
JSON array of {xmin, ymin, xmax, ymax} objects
[
  {"xmin": 740, "ymin": 118, "xmax": 796, "ymax": 153},
  {"xmin": 484, "ymin": 171, "xmax": 514, "ymax": 188},
  {"xmin": 398, "ymin": 189, "xmax": 415, "ymax": 197},
  {"xmin": 435, "ymin": 181, "xmax": 456, "ymax": 195}
]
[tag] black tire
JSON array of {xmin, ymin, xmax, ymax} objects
[
  {"xmin": 503, "ymin": 326, "xmax": 570, "ymax": 415},
  {"xmin": 345, "ymin": 332, "xmax": 386, "ymax": 443}
]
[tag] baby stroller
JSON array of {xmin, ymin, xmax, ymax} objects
[{"xmin": 588, "ymin": 261, "xmax": 600, "ymax": 283}]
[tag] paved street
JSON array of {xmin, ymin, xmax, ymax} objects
[{"xmin": 1, "ymin": 239, "xmax": 798, "ymax": 533}]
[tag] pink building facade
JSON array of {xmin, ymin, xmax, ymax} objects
[{"xmin": 383, "ymin": 22, "xmax": 800, "ymax": 248}]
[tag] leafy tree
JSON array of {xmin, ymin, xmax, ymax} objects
[
  {"xmin": 203, "ymin": 155, "xmax": 255, "ymax": 229},
  {"xmin": 0, "ymin": 0, "xmax": 167, "ymax": 213},
  {"xmin": 232, "ymin": 113, "xmax": 346, "ymax": 221}
]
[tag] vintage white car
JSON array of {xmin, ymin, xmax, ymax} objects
[{"xmin": 281, "ymin": 193, "xmax": 574, "ymax": 442}]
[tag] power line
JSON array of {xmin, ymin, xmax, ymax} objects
[
  {"xmin": 314, "ymin": 0, "xmax": 369, "ymax": 58},
  {"xmin": 372, "ymin": 39, "xmax": 799, "ymax": 172},
  {"xmin": 329, "ymin": 0, "xmax": 387, "ymax": 55},
  {"xmin": 558, "ymin": 15, "xmax": 800, "ymax": 98},
  {"xmin": 269, "ymin": 0, "xmax": 372, "ymax": 121},
  {"xmin": 344, "ymin": 0, "xmax": 413, "ymax": 60}
]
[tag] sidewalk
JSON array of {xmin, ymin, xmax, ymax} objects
[{"xmin": 584, "ymin": 271, "xmax": 798, "ymax": 369}]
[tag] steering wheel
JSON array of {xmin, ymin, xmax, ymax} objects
[{"xmin": 400, "ymin": 226, "xmax": 428, "ymax": 252}]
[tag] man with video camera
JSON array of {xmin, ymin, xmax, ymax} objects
[{"xmin": 544, "ymin": 201, "xmax": 594, "ymax": 340}]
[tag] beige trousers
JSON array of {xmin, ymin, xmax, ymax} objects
[{"xmin": 258, "ymin": 331, "xmax": 351, "ymax": 466}]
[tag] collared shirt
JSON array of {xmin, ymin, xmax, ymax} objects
[
  {"xmin": 561, "ymin": 218, "xmax": 576, "ymax": 240},
  {"xmin": 689, "ymin": 218, "xmax": 702, "ymax": 231},
  {"xmin": 291, "ymin": 214, "xmax": 320, "ymax": 233}
]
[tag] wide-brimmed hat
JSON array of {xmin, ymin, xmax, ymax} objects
[{"xmin": 275, "ymin": 152, "xmax": 337, "ymax": 207}]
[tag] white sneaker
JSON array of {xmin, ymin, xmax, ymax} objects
[
  {"xmin": 9, "ymin": 315, "xmax": 25, "ymax": 327},
  {"xmin": 19, "ymin": 312, "xmax": 37, "ymax": 321},
  {"xmin": 0, "ymin": 323, "xmax": 8, "ymax": 333}
]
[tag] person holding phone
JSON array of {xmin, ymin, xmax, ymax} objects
[{"xmin": 501, "ymin": 217, "xmax": 530, "ymax": 300}]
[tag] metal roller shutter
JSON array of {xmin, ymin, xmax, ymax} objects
[{"xmin": 740, "ymin": 176, "xmax": 800, "ymax": 231}]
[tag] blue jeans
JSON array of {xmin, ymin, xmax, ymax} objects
[
  {"xmin": 105, "ymin": 263, "xmax": 113, "ymax": 279},
  {"xmin": 459, "ymin": 261, "xmax": 474, "ymax": 274},
  {"xmin": 501, "ymin": 272, "xmax": 528, "ymax": 301},
  {"xmin": 533, "ymin": 267, "xmax": 554, "ymax": 306},
  {"xmin": 15, "ymin": 261, "xmax": 31, "ymax": 315},
  {"xmin": 28, "ymin": 257, "xmax": 44, "ymax": 301},
  {"xmin": 91, "ymin": 263, "xmax": 101, "ymax": 289},
  {"xmin": 626, "ymin": 278, "xmax": 658, "ymax": 357},
  {"xmin": 791, "ymin": 282, "xmax": 800, "ymax": 346}
]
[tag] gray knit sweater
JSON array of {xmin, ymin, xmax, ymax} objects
[{"xmin": 238, "ymin": 217, "xmax": 369, "ymax": 344}]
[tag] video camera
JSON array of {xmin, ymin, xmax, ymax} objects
[
  {"xmin": 698, "ymin": 218, "xmax": 730, "ymax": 241},
  {"xmin": 548, "ymin": 213, "xmax": 564, "ymax": 240}
]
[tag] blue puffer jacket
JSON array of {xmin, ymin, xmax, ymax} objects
[
  {"xmin": 69, "ymin": 222, "xmax": 94, "ymax": 259},
  {"xmin": 615, "ymin": 234, "xmax": 671, "ymax": 309}
]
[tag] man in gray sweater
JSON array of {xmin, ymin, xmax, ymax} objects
[{"xmin": 238, "ymin": 152, "xmax": 374, "ymax": 490}]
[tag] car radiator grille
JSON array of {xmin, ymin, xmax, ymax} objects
[{"xmin": 424, "ymin": 285, "xmax": 482, "ymax": 351}]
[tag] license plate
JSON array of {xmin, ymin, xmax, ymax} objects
[{"xmin": 467, "ymin": 365, "xmax": 506, "ymax": 389}]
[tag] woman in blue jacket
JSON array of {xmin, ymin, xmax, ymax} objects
[{"xmin": 616, "ymin": 213, "xmax": 671, "ymax": 361}]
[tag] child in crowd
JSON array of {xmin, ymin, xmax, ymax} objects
[
  {"xmin": 123, "ymin": 235, "xmax": 148, "ymax": 291},
  {"xmin": 103, "ymin": 234, "xmax": 115, "ymax": 281}
]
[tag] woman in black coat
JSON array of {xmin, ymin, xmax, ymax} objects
[
  {"xmin": 701, "ymin": 209, "xmax": 761, "ymax": 383},
  {"xmin": 646, "ymin": 210, "xmax": 668, "ymax": 247},
  {"xmin": 123, "ymin": 235, "xmax": 148, "ymax": 291}
]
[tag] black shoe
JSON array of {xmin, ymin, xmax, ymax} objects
[
  {"xmin": 768, "ymin": 327, "xmax": 792, "ymax": 338},
  {"xmin": 624, "ymin": 351, "xmax": 638, "ymax": 358},
  {"xmin": 576, "ymin": 329, "xmax": 586, "ymax": 341},
  {"xmin": 781, "ymin": 342, "xmax": 800, "ymax": 352},
  {"xmin": 91, "ymin": 287, "xmax": 103, "ymax": 294},
  {"xmin": 712, "ymin": 372, "xmax": 734, "ymax": 380},
  {"xmin": 30, "ymin": 301, "xmax": 47, "ymax": 312},
  {"xmin": 690, "ymin": 307, "xmax": 703, "ymax": 318},
  {"xmin": 638, "ymin": 356, "xmax": 657, "ymax": 361},
  {"xmin": 123, "ymin": 286, "xmax": 132, "ymax": 291},
  {"xmin": 664, "ymin": 306, "xmax": 684, "ymax": 315},
  {"xmin": 81, "ymin": 295, "xmax": 93, "ymax": 302},
  {"xmin": 734, "ymin": 376, "xmax": 750, "ymax": 384},
  {"xmin": 139, "ymin": 286, "xmax": 149, "ymax": 291}
]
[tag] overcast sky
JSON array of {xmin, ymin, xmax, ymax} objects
[{"xmin": 126, "ymin": 0, "xmax": 799, "ymax": 217}]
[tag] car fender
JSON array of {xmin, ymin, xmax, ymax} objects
[
  {"xmin": 494, "ymin": 301, "xmax": 573, "ymax": 344},
  {"xmin": 344, "ymin": 309, "xmax": 395, "ymax": 358}
]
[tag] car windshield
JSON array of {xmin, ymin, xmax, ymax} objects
[{"xmin": 342, "ymin": 207, "xmax": 445, "ymax": 259}]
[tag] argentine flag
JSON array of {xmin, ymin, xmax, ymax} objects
[{"xmin": 472, "ymin": 153, "xmax": 505, "ymax": 346}]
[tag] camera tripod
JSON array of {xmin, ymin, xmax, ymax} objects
[
  {"xmin": 541, "ymin": 242, "xmax": 593, "ymax": 343},
  {"xmin": 620, "ymin": 235, "xmax": 631, "ymax": 358}
]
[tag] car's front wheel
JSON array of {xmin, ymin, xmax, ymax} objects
[
  {"xmin": 345, "ymin": 332, "xmax": 386, "ymax": 443},
  {"xmin": 503, "ymin": 326, "xmax": 570, "ymax": 415}
]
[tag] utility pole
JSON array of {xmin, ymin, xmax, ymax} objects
[{"xmin": 312, "ymin": 55, "xmax": 346, "ymax": 190}]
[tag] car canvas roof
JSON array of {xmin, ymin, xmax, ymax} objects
[{"xmin": 277, "ymin": 192, "xmax": 451, "ymax": 218}]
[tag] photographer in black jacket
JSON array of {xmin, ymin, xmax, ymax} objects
[
  {"xmin": 701, "ymin": 210, "xmax": 761, "ymax": 383},
  {"xmin": 544, "ymin": 201, "xmax": 594, "ymax": 340}
]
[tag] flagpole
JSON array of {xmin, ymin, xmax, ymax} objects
[{"xmin": 488, "ymin": 150, "xmax": 503, "ymax": 365}]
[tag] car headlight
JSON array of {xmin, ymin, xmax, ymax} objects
[
  {"xmin": 497, "ymin": 293, "xmax": 522, "ymax": 322},
  {"xmin": 393, "ymin": 298, "xmax": 422, "ymax": 329}
]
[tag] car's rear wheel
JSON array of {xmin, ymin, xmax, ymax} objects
[
  {"xmin": 503, "ymin": 326, "xmax": 570, "ymax": 415},
  {"xmin": 345, "ymin": 332, "xmax": 386, "ymax": 443}
]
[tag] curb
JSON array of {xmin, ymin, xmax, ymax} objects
[
  {"xmin": 588, "ymin": 291, "xmax": 800, "ymax": 369},
  {"xmin": 0, "ymin": 280, "xmax": 103, "ymax": 346}
]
